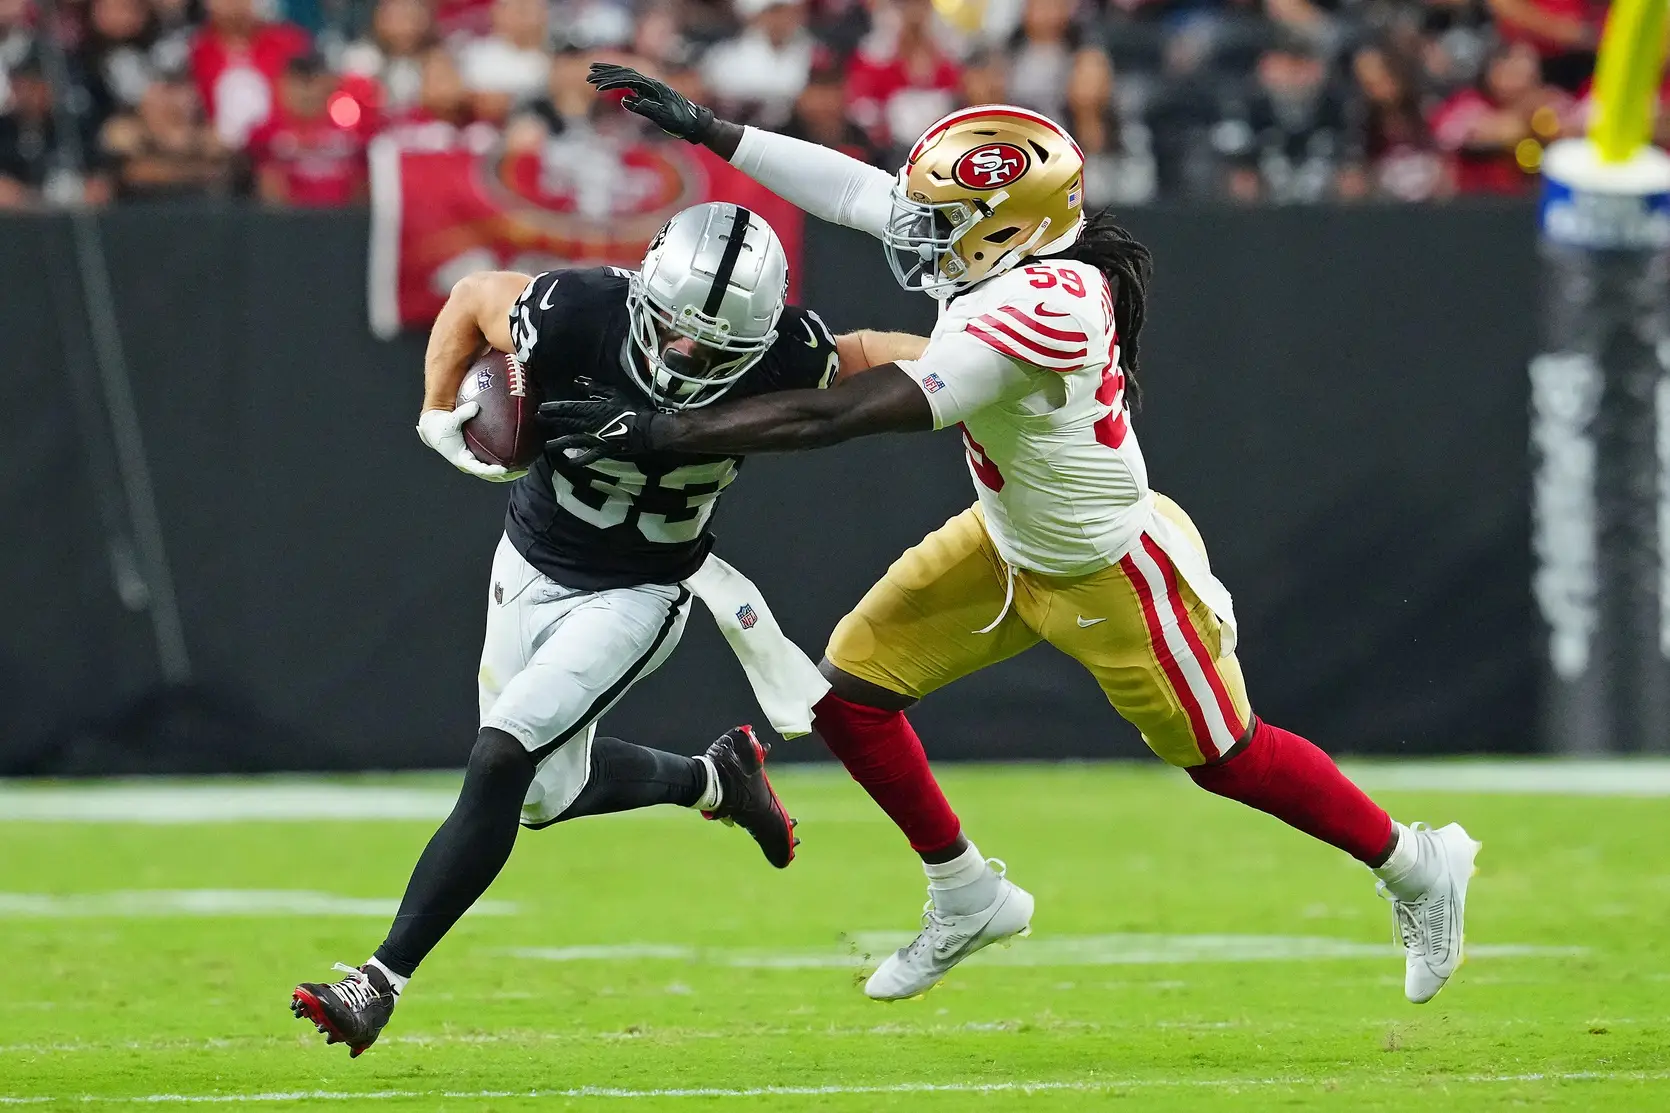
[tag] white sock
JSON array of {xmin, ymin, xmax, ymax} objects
[
  {"xmin": 924, "ymin": 842, "xmax": 998, "ymax": 916},
  {"xmin": 690, "ymin": 756, "xmax": 722, "ymax": 811},
  {"xmin": 1372, "ymin": 822, "xmax": 1436, "ymax": 901},
  {"xmin": 365, "ymin": 957, "xmax": 408, "ymax": 997}
]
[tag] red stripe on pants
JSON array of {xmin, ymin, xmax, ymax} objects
[
  {"xmin": 1141, "ymin": 534, "xmax": 1244, "ymax": 740},
  {"xmin": 1119, "ymin": 549, "xmax": 1217, "ymax": 759}
]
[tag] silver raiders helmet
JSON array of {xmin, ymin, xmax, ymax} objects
[{"xmin": 626, "ymin": 202, "xmax": 789, "ymax": 410}]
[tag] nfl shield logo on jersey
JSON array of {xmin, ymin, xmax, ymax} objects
[
  {"xmin": 921, "ymin": 373, "xmax": 946, "ymax": 394},
  {"xmin": 736, "ymin": 603, "xmax": 759, "ymax": 630}
]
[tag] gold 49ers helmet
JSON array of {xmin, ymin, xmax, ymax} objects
[{"xmin": 884, "ymin": 105, "xmax": 1086, "ymax": 297}]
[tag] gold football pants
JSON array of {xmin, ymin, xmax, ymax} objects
[{"xmin": 826, "ymin": 496, "xmax": 1251, "ymax": 767}]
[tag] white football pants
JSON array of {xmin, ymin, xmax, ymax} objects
[{"xmin": 477, "ymin": 534, "xmax": 692, "ymax": 827}]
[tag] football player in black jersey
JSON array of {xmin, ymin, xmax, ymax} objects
[{"xmin": 288, "ymin": 201, "xmax": 929, "ymax": 1056}]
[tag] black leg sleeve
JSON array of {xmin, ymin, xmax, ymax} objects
[
  {"xmin": 556, "ymin": 735, "xmax": 707, "ymax": 820},
  {"xmin": 373, "ymin": 728, "xmax": 534, "ymax": 978}
]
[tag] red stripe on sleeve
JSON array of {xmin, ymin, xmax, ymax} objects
[
  {"xmin": 995, "ymin": 305, "xmax": 1086, "ymax": 343},
  {"xmin": 974, "ymin": 315, "xmax": 1087, "ymax": 365},
  {"xmin": 965, "ymin": 322, "xmax": 1032, "ymax": 364}
]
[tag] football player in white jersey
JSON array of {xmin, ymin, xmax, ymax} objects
[{"xmin": 545, "ymin": 65, "xmax": 1480, "ymax": 1006}]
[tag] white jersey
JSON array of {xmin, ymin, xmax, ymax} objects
[{"xmin": 903, "ymin": 258, "xmax": 1151, "ymax": 577}]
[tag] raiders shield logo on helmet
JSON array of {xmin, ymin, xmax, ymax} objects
[{"xmin": 952, "ymin": 142, "xmax": 1030, "ymax": 190}]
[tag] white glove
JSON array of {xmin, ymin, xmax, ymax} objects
[{"xmin": 416, "ymin": 402, "xmax": 526, "ymax": 482}]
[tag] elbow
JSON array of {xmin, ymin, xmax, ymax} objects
[
  {"xmin": 447, "ymin": 272, "xmax": 492, "ymax": 314},
  {"xmin": 834, "ymin": 330, "xmax": 876, "ymax": 377}
]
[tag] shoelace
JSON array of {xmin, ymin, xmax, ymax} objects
[
  {"xmin": 905, "ymin": 903, "xmax": 949, "ymax": 958},
  {"xmin": 1391, "ymin": 901, "xmax": 1423, "ymax": 953},
  {"xmin": 1377, "ymin": 824, "xmax": 1435, "ymax": 954},
  {"xmin": 327, "ymin": 963, "xmax": 379, "ymax": 1011},
  {"xmin": 903, "ymin": 858, "xmax": 1011, "ymax": 958}
]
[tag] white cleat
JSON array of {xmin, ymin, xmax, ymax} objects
[
  {"xmin": 864, "ymin": 861, "xmax": 1034, "ymax": 1001},
  {"xmin": 1379, "ymin": 822, "xmax": 1481, "ymax": 1004}
]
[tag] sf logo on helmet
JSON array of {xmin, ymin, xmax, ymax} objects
[{"xmin": 952, "ymin": 143, "xmax": 1030, "ymax": 190}]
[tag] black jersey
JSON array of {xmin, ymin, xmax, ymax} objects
[{"xmin": 503, "ymin": 267, "xmax": 839, "ymax": 590}]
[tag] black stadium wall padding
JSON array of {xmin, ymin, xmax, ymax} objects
[{"xmin": 0, "ymin": 203, "xmax": 1539, "ymax": 774}]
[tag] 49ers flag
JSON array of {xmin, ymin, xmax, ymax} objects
[{"xmin": 367, "ymin": 133, "xmax": 804, "ymax": 338}]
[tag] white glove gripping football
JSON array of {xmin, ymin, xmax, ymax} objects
[{"xmin": 417, "ymin": 403, "xmax": 526, "ymax": 482}]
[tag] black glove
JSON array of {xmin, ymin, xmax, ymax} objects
[
  {"xmin": 539, "ymin": 395, "xmax": 658, "ymax": 466},
  {"xmin": 588, "ymin": 62, "xmax": 715, "ymax": 143}
]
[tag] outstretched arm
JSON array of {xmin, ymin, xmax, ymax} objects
[
  {"xmin": 589, "ymin": 63, "xmax": 896, "ymax": 238},
  {"xmin": 655, "ymin": 365, "xmax": 933, "ymax": 453},
  {"xmin": 541, "ymin": 331, "xmax": 1046, "ymax": 462},
  {"xmin": 542, "ymin": 364, "xmax": 933, "ymax": 461}
]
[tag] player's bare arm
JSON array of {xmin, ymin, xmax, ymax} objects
[
  {"xmin": 833, "ymin": 330, "xmax": 929, "ymax": 383},
  {"xmin": 416, "ymin": 271, "xmax": 533, "ymax": 482},
  {"xmin": 542, "ymin": 363, "xmax": 932, "ymax": 459},
  {"xmin": 421, "ymin": 271, "xmax": 529, "ymax": 411},
  {"xmin": 656, "ymin": 363, "xmax": 934, "ymax": 451}
]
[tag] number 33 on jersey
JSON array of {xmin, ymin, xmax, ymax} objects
[{"xmin": 503, "ymin": 266, "xmax": 840, "ymax": 591}]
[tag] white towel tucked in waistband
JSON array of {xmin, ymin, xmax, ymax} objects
[{"xmin": 683, "ymin": 553, "xmax": 831, "ymax": 738}]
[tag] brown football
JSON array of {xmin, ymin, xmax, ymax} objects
[{"xmin": 457, "ymin": 350, "xmax": 541, "ymax": 469}]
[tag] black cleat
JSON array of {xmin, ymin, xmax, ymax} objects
[
  {"xmin": 291, "ymin": 963, "xmax": 397, "ymax": 1057},
  {"xmin": 703, "ymin": 725, "xmax": 799, "ymax": 868}
]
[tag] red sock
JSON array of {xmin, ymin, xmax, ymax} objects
[
  {"xmin": 813, "ymin": 692, "xmax": 962, "ymax": 856},
  {"xmin": 1187, "ymin": 717, "xmax": 1393, "ymax": 865}
]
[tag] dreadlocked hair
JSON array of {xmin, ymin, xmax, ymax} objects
[{"xmin": 1052, "ymin": 207, "xmax": 1153, "ymax": 410}]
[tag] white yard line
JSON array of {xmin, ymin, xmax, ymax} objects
[
  {"xmin": 15, "ymin": 1008, "xmax": 1655, "ymax": 1058},
  {"xmin": 0, "ymin": 785, "xmax": 873, "ymax": 825},
  {"xmin": 505, "ymin": 933, "xmax": 1585, "ymax": 969},
  {"xmin": 4, "ymin": 1072, "xmax": 1668, "ymax": 1103},
  {"xmin": 0, "ymin": 1020, "xmax": 1295, "ymax": 1056},
  {"xmin": 0, "ymin": 891, "xmax": 515, "ymax": 919},
  {"xmin": 6, "ymin": 760, "xmax": 1670, "ymax": 823},
  {"xmin": 1341, "ymin": 760, "xmax": 1670, "ymax": 796},
  {"xmin": 0, "ymin": 785, "xmax": 462, "ymax": 824}
]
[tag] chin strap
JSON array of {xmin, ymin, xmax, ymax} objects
[
  {"xmin": 987, "ymin": 217, "xmax": 1053, "ymax": 280},
  {"xmin": 976, "ymin": 210, "xmax": 1088, "ymax": 288},
  {"xmin": 1033, "ymin": 213, "xmax": 1088, "ymax": 256}
]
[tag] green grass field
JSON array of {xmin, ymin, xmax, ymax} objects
[{"xmin": 2, "ymin": 762, "xmax": 1668, "ymax": 1111}]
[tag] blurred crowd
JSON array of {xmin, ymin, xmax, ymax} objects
[{"xmin": 0, "ymin": 0, "xmax": 1645, "ymax": 209}]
